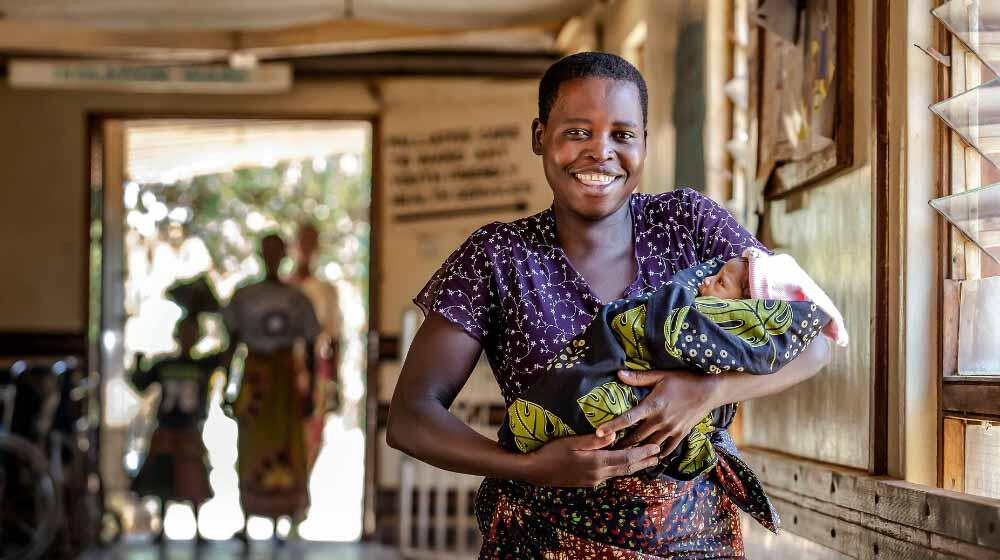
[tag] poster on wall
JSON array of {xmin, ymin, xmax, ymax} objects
[
  {"xmin": 378, "ymin": 79, "xmax": 550, "ymax": 335},
  {"xmin": 385, "ymin": 124, "xmax": 534, "ymax": 224},
  {"xmin": 754, "ymin": 0, "xmax": 854, "ymax": 199}
]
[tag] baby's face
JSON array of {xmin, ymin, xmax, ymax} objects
[{"xmin": 699, "ymin": 258, "xmax": 749, "ymax": 299}]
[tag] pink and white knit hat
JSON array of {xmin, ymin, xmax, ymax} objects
[{"xmin": 743, "ymin": 247, "xmax": 849, "ymax": 347}]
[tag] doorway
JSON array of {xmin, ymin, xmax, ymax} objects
[{"xmin": 89, "ymin": 117, "xmax": 373, "ymax": 542}]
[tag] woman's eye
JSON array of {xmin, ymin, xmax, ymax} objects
[
  {"xmin": 615, "ymin": 131, "xmax": 636, "ymax": 140},
  {"xmin": 566, "ymin": 129, "xmax": 588, "ymax": 138}
]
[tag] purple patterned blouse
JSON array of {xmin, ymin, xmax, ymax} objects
[{"xmin": 415, "ymin": 188, "xmax": 766, "ymax": 406}]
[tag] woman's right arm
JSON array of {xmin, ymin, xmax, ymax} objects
[{"xmin": 386, "ymin": 314, "xmax": 662, "ymax": 487}]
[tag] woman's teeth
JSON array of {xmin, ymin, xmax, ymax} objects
[{"xmin": 574, "ymin": 173, "xmax": 618, "ymax": 186}]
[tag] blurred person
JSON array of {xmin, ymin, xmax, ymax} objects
[
  {"xmin": 223, "ymin": 233, "xmax": 321, "ymax": 544},
  {"xmin": 289, "ymin": 222, "xmax": 344, "ymax": 476},
  {"xmin": 129, "ymin": 313, "xmax": 221, "ymax": 545}
]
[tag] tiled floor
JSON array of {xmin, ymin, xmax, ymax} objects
[{"xmin": 78, "ymin": 541, "xmax": 403, "ymax": 560}]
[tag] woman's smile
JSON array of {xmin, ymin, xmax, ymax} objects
[{"xmin": 571, "ymin": 168, "xmax": 625, "ymax": 193}]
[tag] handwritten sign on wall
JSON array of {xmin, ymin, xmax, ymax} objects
[{"xmin": 385, "ymin": 124, "xmax": 534, "ymax": 223}]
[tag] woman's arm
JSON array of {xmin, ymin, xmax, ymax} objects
[
  {"xmin": 708, "ymin": 334, "xmax": 832, "ymax": 404},
  {"xmin": 600, "ymin": 335, "xmax": 833, "ymax": 454},
  {"xmin": 387, "ymin": 314, "xmax": 662, "ymax": 487}
]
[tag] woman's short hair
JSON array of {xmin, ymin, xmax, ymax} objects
[{"xmin": 538, "ymin": 51, "xmax": 648, "ymax": 127}]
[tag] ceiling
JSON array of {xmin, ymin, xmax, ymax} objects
[
  {"xmin": 0, "ymin": 0, "xmax": 592, "ymax": 31},
  {"xmin": 0, "ymin": 1, "xmax": 594, "ymax": 62}
]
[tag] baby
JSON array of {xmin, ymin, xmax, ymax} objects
[
  {"xmin": 701, "ymin": 248, "xmax": 848, "ymax": 346},
  {"xmin": 697, "ymin": 256, "xmax": 751, "ymax": 299}
]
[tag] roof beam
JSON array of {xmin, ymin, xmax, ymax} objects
[
  {"xmin": 0, "ymin": 20, "xmax": 234, "ymax": 61},
  {"xmin": 235, "ymin": 18, "xmax": 564, "ymax": 58},
  {"xmin": 0, "ymin": 18, "xmax": 564, "ymax": 62}
]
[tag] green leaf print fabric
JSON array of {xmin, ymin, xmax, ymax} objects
[{"xmin": 499, "ymin": 257, "xmax": 831, "ymax": 482}]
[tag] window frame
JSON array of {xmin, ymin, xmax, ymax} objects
[{"xmin": 937, "ymin": 31, "xmax": 1000, "ymax": 494}]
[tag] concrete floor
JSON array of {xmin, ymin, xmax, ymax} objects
[
  {"xmin": 77, "ymin": 541, "xmax": 403, "ymax": 560},
  {"xmin": 741, "ymin": 515, "xmax": 849, "ymax": 560},
  {"xmin": 74, "ymin": 519, "xmax": 847, "ymax": 560}
]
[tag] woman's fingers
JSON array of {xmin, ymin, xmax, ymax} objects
[
  {"xmin": 619, "ymin": 425, "xmax": 673, "ymax": 450},
  {"xmin": 625, "ymin": 456, "xmax": 661, "ymax": 476},
  {"xmin": 571, "ymin": 431, "xmax": 617, "ymax": 451},
  {"xmin": 615, "ymin": 416, "xmax": 667, "ymax": 448},
  {"xmin": 617, "ymin": 369, "xmax": 668, "ymax": 387},
  {"xmin": 596, "ymin": 399, "xmax": 656, "ymax": 437},
  {"xmin": 658, "ymin": 429, "xmax": 686, "ymax": 459},
  {"xmin": 601, "ymin": 444, "xmax": 659, "ymax": 477}
]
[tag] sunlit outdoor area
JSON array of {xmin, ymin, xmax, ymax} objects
[{"xmin": 103, "ymin": 119, "xmax": 372, "ymax": 542}]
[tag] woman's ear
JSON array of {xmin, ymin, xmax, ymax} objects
[{"xmin": 531, "ymin": 118, "xmax": 545, "ymax": 155}]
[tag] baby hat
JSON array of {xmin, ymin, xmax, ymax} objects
[{"xmin": 742, "ymin": 247, "xmax": 849, "ymax": 347}]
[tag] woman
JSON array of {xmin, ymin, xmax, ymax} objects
[
  {"xmin": 289, "ymin": 222, "xmax": 343, "ymax": 474},
  {"xmin": 223, "ymin": 233, "xmax": 321, "ymax": 541},
  {"xmin": 387, "ymin": 52, "xmax": 830, "ymax": 559}
]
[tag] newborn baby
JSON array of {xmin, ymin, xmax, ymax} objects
[
  {"xmin": 701, "ymin": 248, "xmax": 848, "ymax": 345},
  {"xmin": 697, "ymin": 256, "xmax": 751, "ymax": 299}
]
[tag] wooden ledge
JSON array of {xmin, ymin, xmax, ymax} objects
[
  {"xmin": 942, "ymin": 377, "xmax": 1000, "ymax": 421},
  {"xmin": 742, "ymin": 448, "xmax": 1000, "ymax": 558}
]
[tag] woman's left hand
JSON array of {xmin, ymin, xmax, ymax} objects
[{"xmin": 596, "ymin": 369, "xmax": 722, "ymax": 459}]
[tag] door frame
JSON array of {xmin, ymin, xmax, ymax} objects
[{"xmin": 86, "ymin": 111, "xmax": 383, "ymax": 540}]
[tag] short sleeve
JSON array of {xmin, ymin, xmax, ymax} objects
[
  {"xmin": 200, "ymin": 353, "xmax": 225, "ymax": 377},
  {"xmin": 681, "ymin": 188, "xmax": 768, "ymax": 261},
  {"xmin": 130, "ymin": 361, "xmax": 160, "ymax": 392},
  {"xmin": 414, "ymin": 227, "xmax": 497, "ymax": 344}
]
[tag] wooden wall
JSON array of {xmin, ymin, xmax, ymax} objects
[{"xmin": 738, "ymin": 0, "xmax": 876, "ymax": 471}]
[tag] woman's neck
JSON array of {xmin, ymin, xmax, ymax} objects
[{"xmin": 553, "ymin": 198, "xmax": 633, "ymax": 256}]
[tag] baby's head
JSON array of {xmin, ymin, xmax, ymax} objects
[{"xmin": 699, "ymin": 257, "xmax": 750, "ymax": 299}]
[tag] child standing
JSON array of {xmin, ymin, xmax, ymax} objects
[{"xmin": 129, "ymin": 313, "xmax": 222, "ymax": 544}]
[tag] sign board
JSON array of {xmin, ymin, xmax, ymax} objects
[
  {"xmin": 385, "ymin": 124, "xmax": 537, "ymax": 224},
  {"xmin": 8, "ymin": 60, "xmax": 292, "ymax": 94}
]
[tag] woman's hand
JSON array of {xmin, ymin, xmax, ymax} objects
[
  {"xmin": 596, "ymin": 370, "xmax": 722, "ymax": 459},
  {"xmin": 522, "ymin": 432, "xmax": 661, "ymax": 488}
]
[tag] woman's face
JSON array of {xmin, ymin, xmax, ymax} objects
[{"xmin": 533, "ymin": 77, "xmax": 646, "ymax": 221}]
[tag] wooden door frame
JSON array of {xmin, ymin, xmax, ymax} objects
[{"xmin": 85, "ymin": 111, "xmax": 383, "ymax": 540}]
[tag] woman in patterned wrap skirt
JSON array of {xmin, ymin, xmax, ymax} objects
[{"xmin": 387, "ymin": 52, "xmax": 832, "ymax": 559}]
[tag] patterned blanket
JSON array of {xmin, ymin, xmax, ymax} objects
[{"xmin": 499, "ymin": 257, "xmax": 831, "ymax": 483}]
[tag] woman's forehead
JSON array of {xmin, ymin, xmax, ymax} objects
[{"xmin": 549, "ymin": 77, "xmax": 643, "ymax": 124}]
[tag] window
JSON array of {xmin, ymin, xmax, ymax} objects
[{"xmin": 932, "ymin": 2, "xmax": 1000, "ymax": 499}]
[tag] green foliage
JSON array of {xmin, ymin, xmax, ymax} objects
[{"xmin": 139, "ymin": 152, "xmax": 372, "ymax": 306}]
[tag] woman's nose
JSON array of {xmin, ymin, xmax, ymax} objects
[{"xmin": 585, "ymin": 136, "xmax": 614, "ymax": 160}]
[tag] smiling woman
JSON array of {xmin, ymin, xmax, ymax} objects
[{"xmin": 387, "ymin": 52, "xmax": 831, "ymax": 559}]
